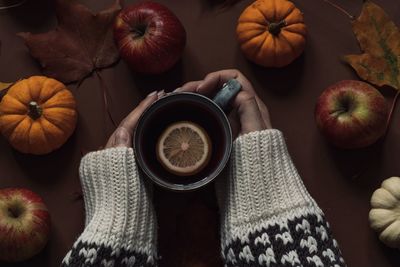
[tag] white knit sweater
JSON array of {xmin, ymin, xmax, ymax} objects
[
  {"xmin": 61, "ymin": 130, "xmax": 346, "ymax": 267},
  {"xmin": 62, "ymin": 148, "xmax": 157, "ymax": 267},
  {"xmin": 218, "ymin": 130, "xmax": 346, "ymax": 267}
]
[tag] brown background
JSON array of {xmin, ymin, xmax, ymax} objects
[{"xmin": 1, "ymin": 0, "xmax": 400, "ymax": 266}]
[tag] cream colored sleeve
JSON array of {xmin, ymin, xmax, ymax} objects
[
  {"xmin": 217, "ymin": 130, "xmax": 346, "ymax": 267},
  {"xmin": 62, "ymin": 147, "xmax": 157, "ymax": 267}
]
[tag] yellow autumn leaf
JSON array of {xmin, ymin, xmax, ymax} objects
[
  {"xmin": 344, "ymin": 1, "xmax": 400, "ymax": 90},
  {"xmin": 0, "ymin": 82, "xmax": 13, "ymax": 92}
]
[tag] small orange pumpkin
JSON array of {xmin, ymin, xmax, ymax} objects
[
  {"xmin": 237, "ymin": 0, "xmax": 307, "ymax": 67},
  {"xmin": 0, "ymin": 76, "xmax": 77, "ymax": 155}
]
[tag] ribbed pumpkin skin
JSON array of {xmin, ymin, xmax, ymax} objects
[
  {"xmin": 236, "ymin": 0, "xmax": 307, "ymax": 67},
  {"xmin": 0, "ymin": 76, "xmax": 77, "ymax": 155}
]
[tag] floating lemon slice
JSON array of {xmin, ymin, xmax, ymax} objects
[{"xmin": 156, "ymin": 121, "xmax": 212, "ymax": 176}]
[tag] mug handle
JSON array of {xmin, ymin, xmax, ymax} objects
[{"xmin": 212, "ymin": 79, "xmax": 242, "ymax": 112}]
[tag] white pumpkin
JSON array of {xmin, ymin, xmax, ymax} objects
[{"xmin": 369, "ymin": 176, "xmax": 400, "ymax": 249}]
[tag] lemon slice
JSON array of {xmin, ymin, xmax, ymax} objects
[{"xmin": 156, "ymin": 121, "xmax": 212, "ymax": 176}]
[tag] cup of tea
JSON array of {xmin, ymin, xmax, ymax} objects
[{"xmin": 134, "ymin": 79, "xmax": 241, "ymax": 191}]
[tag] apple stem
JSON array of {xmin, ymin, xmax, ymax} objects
[
  {"xmin": 132, "ymin": 25, "xmax": 147, "ymax": 38},
  {"xmin": 322, "ymin": 0, "xmax": 355, "ymax": 20},
  {"xmin": 385, "ymin": 90, "xmax": 400, "ymax": 135},
  {"xmin": 7, "ymin": 205, "xmax": 22, "ymax": 218}
]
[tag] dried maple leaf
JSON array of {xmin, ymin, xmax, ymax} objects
[
  {"xmin": 343, "ymin": 1, "xmax": 400, "ymax": 90},
  {"xmin": 19, "ymin": 0, "xmax": 122, "ymax": 84}
]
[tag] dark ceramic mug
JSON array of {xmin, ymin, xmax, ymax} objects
[{"xmin": 134, "ymin": 79, "xmax": 242, "ymax": 191}]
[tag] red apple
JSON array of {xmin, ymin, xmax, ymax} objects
[
  {"xmin": 0, "ymin": 188, "xmax": 50, "ymax": 262},
  {"xmin": 114, "ymin": 1, "xmax": 186, "ymax": 74},
  {"xmin": 315, "ymin": 80, "xmax": 389, "ymax": 149}
]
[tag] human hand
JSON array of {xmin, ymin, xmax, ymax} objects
[
  {"xmin": 179, "ymin": 69, "xmax": 272, "ymax": 138},
  {"xmin": 105, "ymin": 90, "xmax": 165, "ymax": 148}
]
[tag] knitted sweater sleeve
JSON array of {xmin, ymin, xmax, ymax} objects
[
  {"xmin": 217, "ymin": 130, "xmax": 346, "ymax": 267},
  {"xmin": 61, "ymin": 147, "xmax": 157, "ymax": 267}
]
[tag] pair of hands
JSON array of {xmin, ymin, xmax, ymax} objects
[{"xmin": 106, "ymin": 69, "xmax": 272, "ymax": 148}]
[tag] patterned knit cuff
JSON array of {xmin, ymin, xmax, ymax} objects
[
  {"xmin": 62, "ymin": 147, "xmax": 157, "ymax": 266},
  {"xmin": 217, "ymin": 130, "xmax": 346, "ymax": 267},
  {"xmin": 217, "ymin": 129, "xmax": 320, "ymax": 237}
]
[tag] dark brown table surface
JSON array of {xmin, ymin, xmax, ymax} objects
[{"xmin": 1, "ymin": 0, "xmax": 400, "ymax": 266}]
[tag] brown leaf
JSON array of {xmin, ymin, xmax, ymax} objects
[
  {"xmin": 18, "ymin": 0, "xmax": 122, "ymax": 84},
  {"xmin": 344, "ymin": 1, "xmax": 400, "ymax": 90}
]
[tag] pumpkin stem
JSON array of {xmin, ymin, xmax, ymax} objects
[
  {"xmin": 268, "ymin": 20, "xmax": 286, "ymax": 36},
  {"xmin": 28, "ymin": 101, "xmax": 42, "ymax": 120}
]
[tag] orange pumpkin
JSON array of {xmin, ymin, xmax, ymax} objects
[
  {"xmin": 237, "ymin": 0, "xmax": 307, "ymax": 67},
  {"xmin": 0, "ymin": 76, "xmax": 77, "ymax": 155}
]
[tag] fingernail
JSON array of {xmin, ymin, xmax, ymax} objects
[
  {"xmin": 173, "ymin": 87, "xmax": 182, "ymax": 92},
  {"xmin": 147, "ymin": 91, "xmax": 157, "ymax": 97},
  {"xmin": 157, "ymin": 90, "xmax": 165, "ymax": 98}
]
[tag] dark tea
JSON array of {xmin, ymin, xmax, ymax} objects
[
  {"xmin": 134, "ymin": 80, "xmax": 241, "ymax": 191},
  {"xmin": 136, "ymin": 93, "xmax": 230, "ymax": 187}
]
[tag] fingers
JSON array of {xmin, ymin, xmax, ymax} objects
[
  {"xmin": 179, "ymin": 69, "xmax": 272, "ymax": 135},
  {"xmin": 179, "ymin": 80, "xmax": 202, "ymax": 93},
  {"xmin": 179, "ymin": 69, "xmax": 256, "ymax": 97},
  {"xmin": 196, "ymin": 70, "xmax": 240, "ymax": 96},
  {"xmin": 105, "ymin": 91, "xmax": 161, "ymax": 148},
  {"xmin": 119, "ymin": 91, "xmax": 160, "ymax": 132}
]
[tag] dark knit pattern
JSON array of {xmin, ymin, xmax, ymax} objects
[
  {"xmin": 223, "ymin": 213, "xmax": 346, "ymax": 267},
  {"xmin": 61, "ymin": 241, "xmax": 155, "ymax": 267}
]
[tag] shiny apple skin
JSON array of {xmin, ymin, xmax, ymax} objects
[
  {"xmin": 315, "ymin": 80, "xmax": 389, "ymax": 149},
  {"xmin": 114, "ymin": 1, "xmax": 186, "ymax": 74},
  {"xmin": 0, "ymin": 188, "xmax": 51, "ymax": 262}
]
